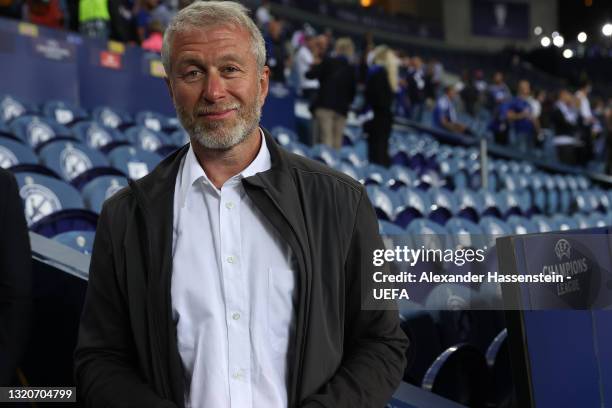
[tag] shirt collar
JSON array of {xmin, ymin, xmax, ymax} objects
[{"xmin": 178, "ymin": 128, "xmax": 270, "ymax": 206}]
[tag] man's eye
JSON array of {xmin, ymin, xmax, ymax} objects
[
  {"xmin": 183, "ymin": 71, "xmax": 203, "ymax": 81},
  {"xmin": 222, "ymin": 66, "xmax": 240, "ymax": 74}
]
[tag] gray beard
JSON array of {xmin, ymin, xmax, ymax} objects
[{"xmin": 176, "ymin": 94, "xmax": 262, "ymax": 150}]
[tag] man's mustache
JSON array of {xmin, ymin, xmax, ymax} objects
[{"xmin": 194, "ymin": 104, "xmax": 240, "ymax": 115}]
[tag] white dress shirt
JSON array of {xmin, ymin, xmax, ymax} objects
[{"xmin": 171, "ymin": 130, "xmax": 296, "ymax": 408}]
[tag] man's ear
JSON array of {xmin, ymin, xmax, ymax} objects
[
  {"xmin": 164, "ymin": 76, "xmax": 174, "ymax": 101},
  {"xmin": 259, "ymin": 65, "xmax": 270, "ymax": 106}
]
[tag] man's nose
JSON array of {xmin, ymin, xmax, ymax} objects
[{"xmin": 201, "ymin": 71, "xmax": 226, "ymax": 103}]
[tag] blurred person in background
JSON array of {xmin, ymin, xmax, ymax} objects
[
  {"xmin": 488, "ymin": 71, "xmax": 511, "ymax": 110},
  {"xmin": 433, "ymin": 83, "xmax": 470, "ymax": 135},
  {"xmin": 79, "ymin": 0, "xmax": 110, "ymax": 39},
  {"xmin": 364, "ymin": 45, "xmax": 398, "ymax": 166},
  {"xmin": 506, "ymin": 79, "xmax": 540, "ymax": 152},
  {"xmin": 460, "ymin": 69, "xmax": 479, "ymax": 117},
  {"xmin": 26, "ymin": 0, "xmax": 65, "ymax": 28},
  {"xmin": 406, "ymin": 56, "xmax": 426, "ymax": 122},
  {"xmin": 307, "ymin": 37, "xmax": 356, "ymax": 148},
  {"xmin": 0, "ymin": 168, "xmax": 31, "ymax": 386},
  {"xmin": 575, "ymin": 79, "xmax": 596, "ymax": 163},
  {"xmin": 292, "ymin": 25, "xmax": 319, "ymax": 102},
  {"xmin": 255, "ymin": 0, "xmax": 271, "ymax": 28},
  {"xmin": 108, "ymin": 0, "xmax": 137, "ymax": 43},
  {"xmin": 264, "ymin": 17, "xmax": 288, "ymax": 83},
  {"xmin": 141, "ymin": 17, "xmax": 163, "ymax": 52}
]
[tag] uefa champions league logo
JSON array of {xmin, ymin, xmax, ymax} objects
[{"xmin": 554, "ymin": 239, "xmax": 572, "ymax": 260}]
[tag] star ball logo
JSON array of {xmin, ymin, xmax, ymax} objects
[{"xmin": 554, "ymin": 239, "xmax": 572, "ymax": 261}]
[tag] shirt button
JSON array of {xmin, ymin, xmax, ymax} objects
[
  {"xmin": 227, "ymin": 255, "xmax": 235, "ymax": 264},
  {"xmin": 225, "ymin": 201, "xmax": 234, "ymax": 209},
  {"xmin": 232, "ymin": 312, "xmax": 240, "ymax": 320}
]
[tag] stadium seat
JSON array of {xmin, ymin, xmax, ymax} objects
[
  {"xmin": 0, "ymin": 136, "xmax": 38, "ymax": 168},
  {"xmin": 421, "ymin": 343, "xmax": 488, "ymax": 407},
  {"xmin": 400, "ymin": 311, "xmax": 443, "ymax": 386},
  {"xmin": 338, "ymin": 145, "xmax": 366, "ymax": 167},
  {"xmin": 395, "ymin": 187, "xmax": 429, "ymax": 228},
  {"xmin": 71, "ymin": 121, "xmax": 127, "ymax": 150},
  {"xmin": 309, "ymin": 144, "xmax": 338, "ymax": 167},
  {"xmin": 9, "ymin": 115, "xmax": 74, "ymax": 148},
  {"xmin": 361, "ymin": 163, "xmax": 391, "ymax": 185},
  {"xmin": 124, "ymin": 126, "xmax": 170, "ymax": 152},
  {"xmin": 168, "ymin": 129, "xmax": 190, "ymax": 147},
  {"xmin": 485, "ymin": 329, "xmax": 512, "ymax": 407},
  {"xmin": 445, "ymin": 218, "xmax": 486, "ymax": 249},
  {"xmin": 0, "ymin": 94, "xmax": 29, "ymax": 123},
  {"xmin": 550, "ymin": 214, "xmax": 579, "ymax": 231},
  {"xmin": 530, "ymin": 215, "xmax": 554, "ymax": 233},
  {"xmin": 270, "ymin": 126, "xmax": 298, "ymax": 146},
  {"xmin": 387, "ymin": 165, "xmax": 417, "ymax": 190},
  {"xmin": 38, "ymin": 140, "xmax": 110, "ymax": 181},
  {"xmin": 81, "ymin": 175, "xmax": 128, "ymax": 213},
  {"xmin": 506, "ymin": 215, "xmax": 539, "ymax": 235},
  {"xmin": 366, "ymin": 185, "xmax": 397, "ymax": 221},
  {"xmin": 135, "ymin": 110, "xmax": 170, "ymax": 132},
  {"xmin": 108, "ymin": 145, "xmax": 162, "ymax": 180},
  {"xmin": 333, "ymin": 162, "xmax": 360, "ymax": 181},
  {"xmin": 53, "ymin": 230, "xmax": 96, "ymax": 254},
  {"xmin": 427, "ymin": 188, "xmax": 457, "ymax": 225},
  {"xmin": 454, "ymin": 190, "xmax": 482, "ymax": 223},
  {"xmin": 92, "ymin": 106, "xmax": 133, "ymax": 129},
  {"xmin": 42, "ymin": 100, "xmax": 88, "ymax": 125}
]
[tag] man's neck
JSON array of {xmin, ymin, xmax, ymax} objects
[{"xmin": 191, "ymin": 128, "xmax": 262, "ymax": 189}]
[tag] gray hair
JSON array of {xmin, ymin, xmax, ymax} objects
[{"xmin": 161, "ymin": 1, "xmax": 266, "ymax": 75}]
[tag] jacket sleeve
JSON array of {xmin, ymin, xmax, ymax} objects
[
  {"xmin": 0, "ymin": 171, "xmax": 31, "ymax": 385},
  {"xmin": 74, "ymin": 202, "xmax": 177, "ymax": 408},
  {"xmin": 300, "ymin": 189, "xmax": 409, "ymax": 408}
]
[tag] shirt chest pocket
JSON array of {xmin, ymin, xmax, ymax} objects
[{"xmin": 267, "ymin": 267, "xmax": 296, "ymax": 354}]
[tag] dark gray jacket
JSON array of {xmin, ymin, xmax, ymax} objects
[{"xmin": 74, "ymin": 129, "xmax": 408, "ymax": 407}]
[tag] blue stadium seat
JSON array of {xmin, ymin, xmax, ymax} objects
[
  {"xmin": 53, "ymin": 230, "xmax": 96, "ymax": 254},
  {"xmin": 168, "ymin": 129, "xmax": 190, "ymax": 147},
  {"xmin": 550, "ymin": 214, "xmax": 579, "ymax": 231},
  {"xmin": 421, "ymin": 343, "xmax": 488, "ymax": 407},
  {"xmin": 530, "ymin": 215, "xmax": 554, "ymax": 233},
  {"xmin": 338, "ymin": 145, "xmax": 366, "ymax": 167},
  {"xmin": 496, "ymin": 190, "xmax": 523, "ymax": 218},
  {"xmin": 366, "ymin": 185, "xmax": 397, "ymax": 222},
  {"xmin": 38, "ymin": 140, "xmax": 110, "ymax": 181},
  {"xmin": 135, "ymin": 110, "xmax": 170, "ymax": 132},
  {"xmin": 395, "ymin": 187, "xmax": 429, "ymax": 228},
  {"xmin": 479, "ymin": 216, "xmax": 512, "ymax": 247},
  {"xmin": 387, "ymin": 165, "xmax": 417, "ymax": 190},
  {"xmin": 124, "ymin": 126, "xmax": 170, "ymax": 152},
  {"xmin": 9, "ymin": 115, "xmax": 73, "ymax": 148},
  {"xmin": 0, "ymin": 136, "xmax": 38, "ymax": 168},
  {"xmin": 506, "ymin": 215, "xmax": 538, "ymax": 235},
  {"xmin": 425, "ymin": 284, "xmax": 477, "ymax": 311},
  {"xmin": 485, "ymin": 329, "xmax": 512, "ymax": 408},
  {"xmin": 0, "ymin": 94, "xmax": 29, "ymax": 122},
  {"xmin": 400, "ymin": 311, "xmax": 443, "ymax": 386},
  {"xmin": 333, "ymin": 162, "xmax": 361, "ymax": 181},
  {"xmin": 427, "ymin": 188, "xmax": 457, "ymax": 225},
  {"xmin": 477, "ymin": 190, "xmax": 504, "ymax": 219},
  {"xmin": 71, "ymin": 121, "xmax": 127, "ymax": 150},
  {"xmin": 454, "ymin": 190, "xmax": 483, "ymax": 223},
  {"xmin": 92, "ymin": 106, "xmax": 133, "ymax": 129},
  {"xmin": 13, "ymin": 172, "xmax": 97, "ymax": 236},
  {"xmin": 81, "ymin": 175, "xmax": 128, "ymax": 213},
  {"xmin": 445, "ymin": 218, "xmax": 486, "ymax": 249},
  {"xmin": 42, "ymin": 100, "xmax": 88, "ymax": 125},
  {"xmin": 378, "ymin": 220, "xmax": 405, "ymax": 235},
  {"xmin": 270, "ymin": 126, "xmax": 298, "ymax": 146},
  {"xmin": 309, "ymin": 144, "xmax": 338, "ymax": 166},
  {"xmin": 361, "ymin": 163, "xmax": 391, "ymax": 185},
  {"xmin": 284, "ymin": 141, "xmax": 310, "ymax": 157},
  {"xmin": 573, "ymin": 213, "xmax": 592, "ymax": 230},
  {"xmin": 108, "ymin": 145, "xmax": 162, "ymax": 180}
]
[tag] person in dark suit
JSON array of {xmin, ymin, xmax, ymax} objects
[
  {"xmin": 364, "ymin": 45, "xmax": 398, "ymax": 166},
  {"xmin": 307, "ymin": 37, "xmax": 357, "ymax": 149},
  {"xmin": 0, "ymin": 168, "xmax": 31, "ymax": 385}
]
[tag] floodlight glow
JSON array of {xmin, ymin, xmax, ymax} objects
[
  {"xmin": 541, "ymin": 36, "xmax": 551, "ymax": 47},
  {"xmin": 563, "ymin": 49, "xmax": 574, "ymax": 59},
  {"xmin": 577, "ymin": 32, "xmax": 587, "ymax": 43},
  {"xmin": 553, "ymin": 35, "xmax": 564, "ymax": 47},
  {"xmin": 534, "ymin": 26, "xmax": 543, "ymax": 35},
  {"xmin": 603, "ymin": 23, "xmax": 612, "ymax": 37}
]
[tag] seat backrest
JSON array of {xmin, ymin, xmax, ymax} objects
[
  {"xmin": 82, "ymin": 175, "xmax": 129, "ymax": 213},
  {"xmin": 108, "ymin": 145, "xmax": 162, "ymax": 180},
  {"xmin": 72, "ymin": 121, "xmax": 125, "ymax": 149},
  {"xmin": 124, "ymin": 125, "xmax": 170, "ymax": 152},
  {"xmin": 0, "ymin": 136, "xmax": 38, "ymax": 168},
  {"xmin": 38, "ymin": 140, "xmax": 109, "ymax": 181},
  {"xmin": 14, "ymin": 172, "xmax": 84, "ymax": 225},
  {"xmin": 53, "ymin": 230, "xmax": 96, "ymax": 254}
]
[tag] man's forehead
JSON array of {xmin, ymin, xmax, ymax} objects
[{"xmin": 173, "ymin": 23, "xmax": 249, "ymax": 44}]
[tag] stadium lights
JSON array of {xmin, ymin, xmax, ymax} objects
[
  {"xmin": 553, "ymin": 35, "xmax": 564, "ymax": 47},
  {"xmin": 578, "ymin": 32, "xmax": 587, "ymax": 43},
  {"xmin": 360, "ymin": 0, "xmax": 372, "ymax": 7},
  {"xmin": 534, "ymin": 26, "xmax": 543, "ymax": 36},
  {"xmin": 603, "ymin": 23, "xmax": 612, "ymax": 37},
  {"xmin": 551, "ymin": 31, "xmax": 559, "ymax": 38},
  {"xmin": 541, "ymin": 36, "xmax": 551, "ymax": 47},
  {"xmin": 563, "ymin": 49, "xmax": 574, "ymax": 59}
]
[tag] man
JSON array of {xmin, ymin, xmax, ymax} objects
[
  {"xmin": 74, "ymin": 2, "xmax": 408, "ymax": 408},
  {"xmin": 432, "ymin": 84, "xmax": 469, "ymax": 134},
  {"xmin": 506, "ymin": 80, "xmax": 539, "ymax": 151}
]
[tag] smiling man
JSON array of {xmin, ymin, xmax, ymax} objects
[{"xmin": 74, "ymin": 2, "xmax": 408, "ymax": 407}]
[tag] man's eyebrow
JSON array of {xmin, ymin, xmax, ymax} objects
[{"xmin": 216, "ymin": 54, "xmax": 247, "ymax": 65}]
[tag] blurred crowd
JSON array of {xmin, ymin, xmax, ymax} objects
[{"xmin": 1, "ymin": 0, "xmax": 610, "ymax": 171}]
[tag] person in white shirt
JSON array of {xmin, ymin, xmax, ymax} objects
[{"xmin": 74, "ymin": 2, "xmax": 408, "ymax": 407}]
